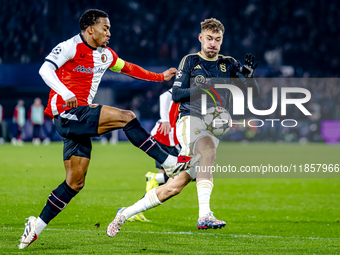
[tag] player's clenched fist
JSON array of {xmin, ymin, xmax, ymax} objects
[{"xmin": 162, "ymin": 68, "xmax": 178, "ymax": 81}]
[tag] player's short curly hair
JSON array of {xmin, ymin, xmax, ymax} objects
[
  {"xmin": 201, "ymin": 18, "xmax": 225, "ymax": 34},
  {"xmin": 79, "ymin": 9, "xmax": 108, "ymax": 31}
]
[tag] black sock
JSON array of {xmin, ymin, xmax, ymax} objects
[
  {"xmin": 123, "ymin": 118, "xmax": 169, "ymax": 164},
  {"xmin": 39, "ymin": 180, "xmax": 78, "ymax": 224}
]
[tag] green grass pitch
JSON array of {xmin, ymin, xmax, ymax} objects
[{"xmin": 1, "ymin": 142, "xmax": 340, "ymax": 254}]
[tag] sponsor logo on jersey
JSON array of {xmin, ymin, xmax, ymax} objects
[
  {"xmin": 73, "ymin": 65, "xmax": 106, "ymax": 74},
  {"xmin": 174, "ymin": 81, "xmax": 182, "ymax": 87},
  {"xmin": 194, "ymin": 65, "xmax": 201, "ymax": 69},
  {"xmin": 220, "ymin": 63, "xmax": 226, "ymax": 72},
  {"xmin": 80, "ymin": 53, "xmax": 85, "ymax": 58},
  {"xmin": 101, "ymin": 54, "xmax": 107, "ymax": 63}
]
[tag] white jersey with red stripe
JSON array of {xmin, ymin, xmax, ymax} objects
[
  {"xmin": 44, "ymin": 34, "xmax": 118, "ymax": 119},
  {"xmin": 151, "ymin": 89, "xmax": 180, "ymax": 147}
]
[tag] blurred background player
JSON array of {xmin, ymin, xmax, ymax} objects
[
  {"xmin": 107, "ymin": 18, "xmax": 259, "ymax": 236},
  {"xmin": 18, "ymin": 9, "xmax": 199, "ymax": 250},
  {"xmin": 128, "ymin": 88, "xmax": 180, "ymax": 222},
  {"xmin": 12, "ymin": 99, "xmax": 25, "ymax": 146},
  {"xmin": 29, "ymin": 97, "xmax": 45, "ymax": 145},
  {"xmin": 147, "ymin": 88, "xmax": 180, "ymax": 190}
]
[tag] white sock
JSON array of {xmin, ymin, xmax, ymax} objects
[
  {"xmin": 122, "ymin": 188, "xmax": 162, "ymax": 219},
  {"xmin": 155, "ymin": 173, "xmax": 165, "ymax": 184},
  {"xmin": 196, "ymin": 180, "xmax": 213, "ymax": 218},
  {"xmin": 35, "ymin": 217, "xmax": 47, "ymax": 236},
  {"xmin": 161, "ymin": 155, "xmax": 177, "ymax": 169}
]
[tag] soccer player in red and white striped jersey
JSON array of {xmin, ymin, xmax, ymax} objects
[{"xmin": 18, "ymin": 9, "xmax": 200, "ymax": 249}]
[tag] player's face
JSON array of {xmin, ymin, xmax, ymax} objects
[
  {"xmin": 91, "ymin": 17, "xmax": 111, "ymax": 48},
  {"xmin": 199, "ymin": 30, "xmax": 223, "ymax": 59}
]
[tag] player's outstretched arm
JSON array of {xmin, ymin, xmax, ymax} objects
[
  {"xmin": 162, "ymin": 68, "xmax": 178, "ymax": 81},
  {"xmin": 110, "ymin": 59, "xmax": 177, "ymax": 82}
]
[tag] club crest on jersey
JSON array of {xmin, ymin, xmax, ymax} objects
[{"xmin": 101, "ymin": 54, "xmax": 107, "ymax": 63}]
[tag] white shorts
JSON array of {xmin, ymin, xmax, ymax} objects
[{"xmin": 176, "ymin": 115, "xmax": 219, "ymax": 179}]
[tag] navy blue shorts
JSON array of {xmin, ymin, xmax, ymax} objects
[
  {"xmin": 155, "ymin": 142, "xmax": 179, "ymax": 169},
  {"xmin": 54, "ymin": 105, "xmax": 102, "ymax": 161}
]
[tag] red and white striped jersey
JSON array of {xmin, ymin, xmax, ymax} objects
[
  {"xmin": 44, "ymin": 34, "xmax": 120, "ymax": 119},
  {"xmin": 151, "ymin": 89, "xmax": 180, "ymax": 147}
]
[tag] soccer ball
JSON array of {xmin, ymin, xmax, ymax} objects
[{"xmin": 201, "ymin": 106, "xmax": 232, "ymax": 137}]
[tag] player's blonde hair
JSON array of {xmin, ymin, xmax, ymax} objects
[{"xmin": 201, "ymin": 18, "xmax": 225, "ymax": 34}]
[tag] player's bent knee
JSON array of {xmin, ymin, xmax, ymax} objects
[
  {"xmin": 124, "ymin": 110, "xmax": 136, "ymax": 122},
  {"xmin": 77, "ymin": 183, "xmax": 85, "ymax": 191},
  {"xmin": 70, "ymin": 180, "xmax": 85, "ymax": 192},
  {"xmin": 100, "ymin": 106, "xmax": 135, "ymax": 123},
  {"xmin": 66, "ymin": 174, "xmax": 86, "ymax": 192}
]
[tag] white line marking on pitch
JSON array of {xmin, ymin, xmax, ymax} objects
[{"xmin": 3, "ymin": 227, "xmax": 338, "ymax": 240}]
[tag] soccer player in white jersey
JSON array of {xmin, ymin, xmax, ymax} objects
[
  {"xmin": 107, "ymin": 18, "xmax": 259, "ymax": 237},
  {"xmin": 18, "ymin": 9, "xmax": 200, "ymax": 249}
]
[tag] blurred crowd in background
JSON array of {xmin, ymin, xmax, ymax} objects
[
  {"xmin": 0, "ymin": 0, "xmax": 339, "ymax": 144},
  {"xmin": 1, "ymin": 0, "xmax": 339, "ymax": 76}
]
